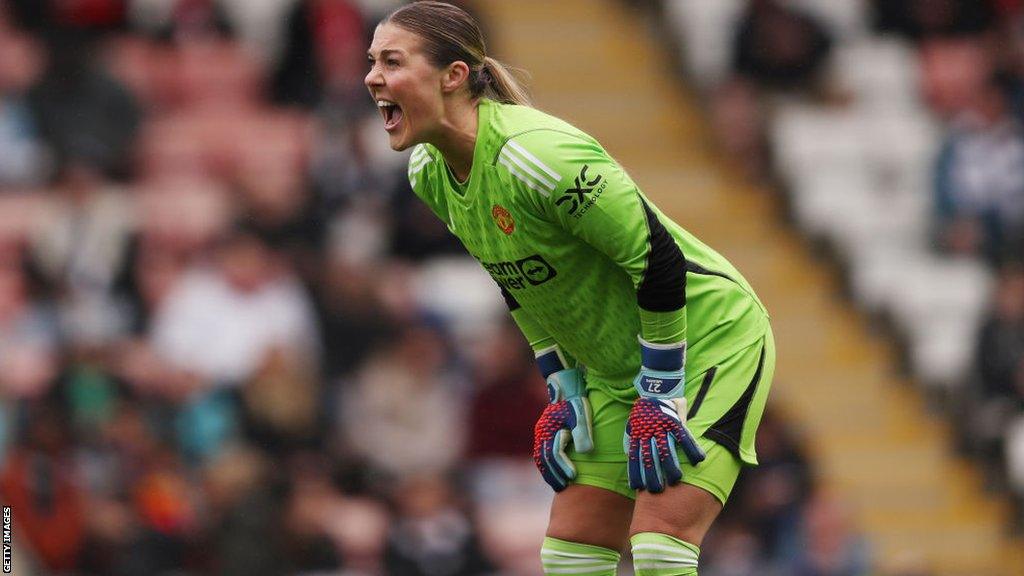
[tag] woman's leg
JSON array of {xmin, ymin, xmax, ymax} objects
[
  {"xmin": 628, "ymin": 481, "xmax": 723, "ymax": 576},
  {"xmin": 542, "ymin": 484, "xmax": 634, "ymax": 575},
  {"xmin": 626, "ymin": 331, "xmax": 775, "ymax": 576}
]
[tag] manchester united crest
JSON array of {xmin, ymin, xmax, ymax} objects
[{"xmin": 492, "ymin": 204, "xmax": 515, "ymax": 235}]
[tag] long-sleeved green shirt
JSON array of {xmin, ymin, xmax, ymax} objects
[{"xmin": 409, "ymin": 99, "xmax": 768, "ymax": 401}]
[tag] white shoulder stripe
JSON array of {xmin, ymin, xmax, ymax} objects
[
  {"xmin": 410, "ymin": 144, "xmax": 430, "ymax": 162},
  {"xmin": 409, "ymin": 154, "xmax": 434, "ymax": 176},
  {"xmin": 408, "ymin": 146, "xmax": 431, "ymax": 170},
  {"xmin": 499, "ymin": 148, "xmax": 557, "ymax": 190},
  {"xmin": 498, "ymin": 157, "xmax": 551, "ymax": 197},
  {"xmin": 506, "ymin": 139, "xmax": 562, "ymax": 181}
]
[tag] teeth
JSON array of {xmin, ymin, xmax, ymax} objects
[{"xmin": 377, "ymin": 100, "xmax": 396, "ymax": 108}]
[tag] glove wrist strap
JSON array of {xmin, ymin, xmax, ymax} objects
[
  {"xmin": 638, "ymin": 336, "xmax": 686, "ymax": 371},
  {"xmin": 547, "ymin": 368, "xmax": 585, "ymax": 402},
  {"xmin": 536, "ymin": 344, "xmax": 571, "ymax": 378},
  {"xmin": 635, "ymin": 337, "xmax": 686, "ymax": 399}
]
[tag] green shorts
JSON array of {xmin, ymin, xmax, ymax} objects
[{"xmin": 569, "ymin": 328, "xmax": 775, "ymax": 503}]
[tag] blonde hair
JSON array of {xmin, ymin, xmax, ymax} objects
[{"xmin": 385, "ymin": 1, "xmax": 531, "ymax": 106}]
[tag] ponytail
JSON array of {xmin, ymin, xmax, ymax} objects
[
  {"xmin": 386, "ymin": 2, "xmax": 533, "ymax": 106},
  {"xmin": 480, "ymin": 56, "xmax": 531, "ymax": 106}
]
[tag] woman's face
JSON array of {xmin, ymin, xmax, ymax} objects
[{"xmin": 365, "ymin": 23, "xmax": 445, "ymax": 151}]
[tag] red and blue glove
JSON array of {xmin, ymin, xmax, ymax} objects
[
  {"xmin": 532, "ymin": 348, "xmax": 593, "ymax": 491},
  {"xmin": 625, "ymin": 338, "xmax": 706, "ymax": 493}
]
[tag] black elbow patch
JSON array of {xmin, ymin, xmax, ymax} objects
[{"xmin": 637, "ymin": 198, "xmax": 687, "ymax": 312}]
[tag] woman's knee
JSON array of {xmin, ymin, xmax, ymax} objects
[{"xmin": 546, "ymin": 484, "xmax": 634, "ymax": 550}]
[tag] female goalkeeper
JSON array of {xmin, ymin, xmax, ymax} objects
[{"xmin": 365, "ymin": 3, "xmax": 774, "ymax": 575}]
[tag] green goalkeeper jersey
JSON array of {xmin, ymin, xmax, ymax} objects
[{"xmin": 409, "ymin": 99, "xmax": 769, "ymax": 402}]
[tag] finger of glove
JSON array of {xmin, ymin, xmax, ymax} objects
[
  {"xmin": 569, "ymin": 398, "xmax": 594, "ymax": 453},
  {"xmin": 539, "ymin": 433, "xmax": 569, "ymax": 491},
  {"xmin": 627, "ymin": 437, "xmax": 645, "ymax": 491},
  {"xmin": 642, "ymin": 437, "xmax": 666, "ymax": 493},
  {"xmin": 550, "ymin": 429, "xmax": 577, "ymax": 480},
  {"xmin": 674, "ymin": 427, "xmax": 707, "ymax": 465},
  {"xmin": 538, "ymin": 461, "xmax": 567, "ymax": 492},
  {"xmin": 661, "ymin": 434, "xmax": 683, "ymax": 486}
]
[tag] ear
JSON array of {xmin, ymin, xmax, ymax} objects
[{"xmin": 440, "ymin": 61, "xmax": 471, "ymax": 94}]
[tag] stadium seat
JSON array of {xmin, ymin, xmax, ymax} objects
[
  {"xmin": 662, "ymin": 0, "xmax": 745, "ymax": 89},
  {"xmin": 833, "ymin": 38, "xmax": 921, "ymax": 111}
]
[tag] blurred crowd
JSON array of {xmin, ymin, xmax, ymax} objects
[
  {"xmin": 705, "ymin": 0, "xmax": 1024, "ymax": 534},
  {"xmin": 0, "ymin": 0, "xmax": 857, "ymax": 575}
]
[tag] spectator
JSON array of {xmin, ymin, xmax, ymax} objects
[
  {"xmin": 963, "ymin": 262, "xmax": 1024, "ymax": 459},
  {"xmin": 28, "ymin": 29, "xmax": 141, "ymax": 178},
  {"xmin": 128, "ymin": 0, "xmax": 232, "ymax": 42},
  {"xmin": 0, "ymin": 399, "xmax": 86, "ymax": 572},
  {"xmin": 310, "ymin": 105, "xmax": 397, "ymax": 217},
  {"xmin": 126, "ymin": 446, "xmax": 198, "ymax": 572},
  {"xmin": 0, "ymin": 247, "xmax": 59, "ymax": 401},
  {"xmin": 340, "ymin": 321, "xmax": 466, "ymax": 481},
  {"xmin": 216, "ymin": 0, "xmax": 299, "ymax": 68},
  {"xmin": 317, "ymin": 257, "xmax": 396, "ymax": 380},
  {"xmin": 0, "ymin": 17, "xmax": 49, "ymax": 187},
  {"xmin": 149, "ymin": 223, "xmax": 320, "ymax": 388},
  {"xmin": 76, "ymin": 400, "xmax": 162, "ymax": 575},
  {"xmin": 780, "ymin": 490, "xmax": 871, "ymax": 576},
  {"xmin": 383, "ymin": 474, "xmax": 497, "ymax": 576},
  {"xmin": 918, "ymin": 39, "xmax": 994, "ymax": 119},
  {"xmin": 240, "ymin": 347, "xmax": 324, "ymax": 455},
  {"xmin": 730, "ymin": 407, "xmax": 813, "ymax": 561},
  {"xmin": 707, "ymin": 78, "xmax": 771, "ymax": 184},
  {"xmin": 202, "ymin": 445, "xmax": 285, "ymax": 576},
  {"xmin": 29, "ymin": 157, "xmax": 135, "ymax": 345},
  {"xmin": 465, "ymin": 321, "xmax": 547, "ymax": 461},
  {"xmin": 701, "ymin": 525, "xmax": 773, "ymax": 576},
  {"xmin": 731, "ymin": 0, "xmax": 834, "ymax": 94},
  {"xmin": 704, "ymin": 406, "xmax": 813, "ymax": 573},
  {"xmin": 872, "ymin": 0, "xmax": 995, "ymax": 41},
  {"xmin": 934, "ymin": 75, "xmax": 1024, "ymax": 263},
  {"xmin": 232, "ymin": 116, "xmax": 322, "ymax": 265},
  {"xmin": 271, "ymin": 0, "xmax": 367, "ymax": 109},
  {"xmin": 6, "ymin": 0, "xmax": 127, "ymax": 35}
]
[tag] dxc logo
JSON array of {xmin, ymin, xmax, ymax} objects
[{"xmin": 556, "ymin": 165, "xmax": 603, "ymax": 214}]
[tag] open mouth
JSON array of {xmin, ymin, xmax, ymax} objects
[{"xmin": 377, "ymin": 99, "xmax": 403, "ymax": 131}]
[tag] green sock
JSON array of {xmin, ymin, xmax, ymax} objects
[
  {"xmin": 630, "ymin": 532, "xmax": 699, "ymax": 576},
  {"xmin": 541, "ymin": 536, "xmax": 620, "ymax": 575}
]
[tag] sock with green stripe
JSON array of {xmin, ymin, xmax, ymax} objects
[
  {"xmin": 541, "ymin": 536, "xmax": 620, "ymax": 575},
  {"xmin": 630, "ymin": 532, "xmax": 699, "ymax": 575}
]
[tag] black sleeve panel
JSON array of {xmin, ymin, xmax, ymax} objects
[
  {"xmin": 498, "ymin": 284, "xmax": 521, "ymax": 311},
  {"xmin": 637, "ymin": 198, "xmax": 687, "ymax": 312}
]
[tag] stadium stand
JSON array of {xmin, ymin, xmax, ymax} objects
[{"xmin": 662, "ymin": 0, "xmax": 1024, "ymax": 573}]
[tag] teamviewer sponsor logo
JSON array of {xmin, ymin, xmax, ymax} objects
[
  {"xmin": 3, "ymin": 506, "xmax": 11, "ymax": 574},
  {"xmin": 481, "ymin": 254, "xmax": 557, "ymax": 290},
  {"xmin": 516, "ymin": 255, "xmax": 556, "ymax": 285}
]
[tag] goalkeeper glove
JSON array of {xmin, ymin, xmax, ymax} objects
[
  {"xmin": 532, "ymin": 348, "xmax": 593, "ymax": 491},
  {"xmin": 624, "ymin": 338, "xmax": 706, "ymax": 493}
]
